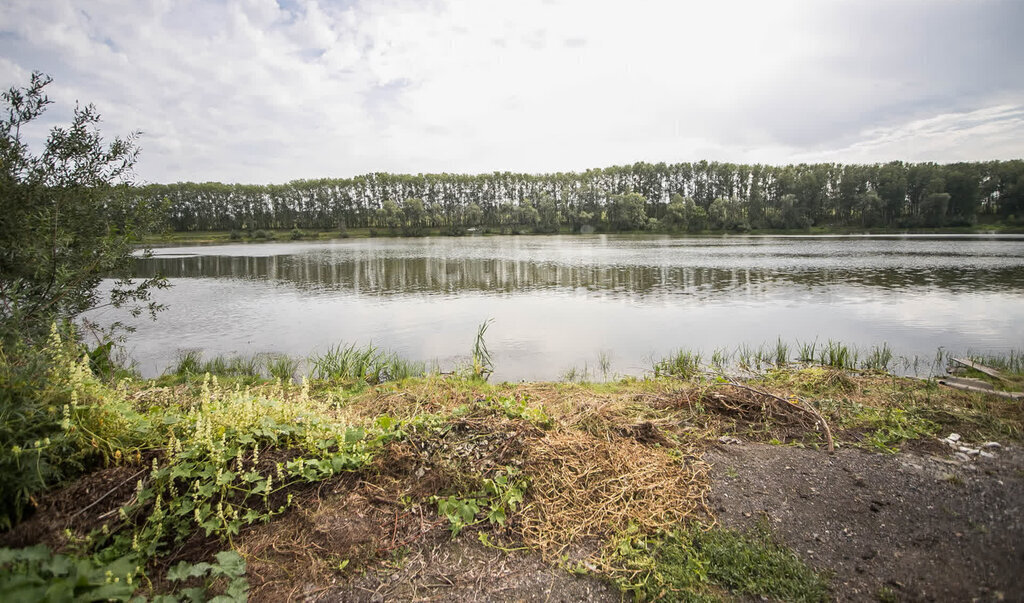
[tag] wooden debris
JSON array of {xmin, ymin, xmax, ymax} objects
[
  {"xmin": 949, "ymin": 357, "xmax": 1005, "ymax": 381},
  {"xmin": 937, "ymin": 379, "xmax": 1023, "ymax": 400},
  {"xmin": 939, "ymin": 376, "xmax": 995, "ymax": 391}
]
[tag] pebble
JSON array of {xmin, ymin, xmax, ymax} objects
[
  {"xmin": 954, "ymin": 452, "xmax": 971, "ymax": 462},
  {"xmin": 947, "ymin": 433, "xmax": 961, "ymax": 442},
  {"xmin": 718, "ymin": 435, "xmax": 743, "ymax": 445},
  {"xmin": 981, "ymin": 442, "xmax": 1001, "ymax": 450}
]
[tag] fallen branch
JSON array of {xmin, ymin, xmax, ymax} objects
[
  {"xmin": 69, "ymin": 468, "xmax": 147, "ymax": 522},
  {"xmin": 722, "ymin": 381, "xmax": 835, "ymax": 453}
]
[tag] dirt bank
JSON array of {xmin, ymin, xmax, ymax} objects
[{"xmin": 706, "ymin": 441, "xmax": 1024, "ymax": 602}]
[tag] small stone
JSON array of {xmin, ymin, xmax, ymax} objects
[
  {"xmin": 979, "ymin": 451, "xmax": 995, "ymax": 459},
  {"xmin": 954, "ymin": 452, "xmax": 971, "ymax": 462},
  {"xmin": 958, "ymin": 446, "xmax": 981, "ymax": 456},
  {"xmin": 718, "ymin": 435, "xmax": 742, "ymax": 445},
  {"xmin": 947, "ymin": 433, "xmax": 961, "ymax": 442},
  {"xmin": 981, "ymin": 442, "xmax": 1001, "ymax": 450}
]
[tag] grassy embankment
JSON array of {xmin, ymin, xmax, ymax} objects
[
  {"xmin": 1, "ymin": 333, "xmax": 1021, "ymax": 601},
  {"xmin": 144, "ymin": 222, "xmax": 1024, "ymax": 246}
]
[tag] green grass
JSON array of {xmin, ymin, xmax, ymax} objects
[
  {"xmin": 167, "ymin": 351, "xmax": 262, "ymax": 380},
  {"xmin": 653, "ymin": 349, "xmax": 703, "ymax": 380},
  {"xmin": 310, "ymin": 343, "xmax": 425, "ymax": 384},
  {"xmin": 604, "ymin": 521, "xmax": 830, "ymax": 602},
  {"xmin": 263, "ymin": 353, "xmax": 300, "ymax": 382}
]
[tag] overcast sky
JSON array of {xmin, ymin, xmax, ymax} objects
[{"xmin": 2, "ymin": 0, "xmax": 1023, "ymax": 184}]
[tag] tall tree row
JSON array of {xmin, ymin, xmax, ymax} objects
[{"xmin": 139, "ymin": 160, "xmax": 1024, "ymax": 234}]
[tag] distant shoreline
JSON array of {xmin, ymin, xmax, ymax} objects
[{"xmin": 142, "ymin": 225, "xmax": 1024, "ymax": 247}]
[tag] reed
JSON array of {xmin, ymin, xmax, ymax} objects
[
  {"xmin": 263, "ymin": 353, "xmax": 300, "ymax": 382},
  {"xmin": 653, "ymin": 349, "xmax": 703, "ymax": 379},
  {"xmin": 862, "ymin": 343, "xmax": 893, "ymax": 372},
  {"xmin": 773, "ymin": 338, "xmax": 790, "ymax": 368},
  {"xmin": 311, "ymin": 343, "xmax": 425, "ymax": 384},
  {"xmin": 796, "ymin": 340, "xmax": 818, "ymax": 364},
  {"xmin": 819, "ymin": 340, "xmax": 857, "ymax": 370},
  {"xmin": 471, "ymin": 319, "xmax": 495, "ymax": 381}
]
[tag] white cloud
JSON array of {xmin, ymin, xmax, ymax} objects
[{"xmin": 0, "ymin": 0, "xmax": 1021, "ymax": 183}]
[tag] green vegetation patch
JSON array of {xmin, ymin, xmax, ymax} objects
[{"xmin": 599, "ymin": 522, "xmax": 829, "ymax": 602}]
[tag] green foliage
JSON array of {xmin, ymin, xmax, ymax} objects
[
  {"xmin": 159, "ymin": 550, "xmax": 248, "ymax": 602},
  {"xmin": 433, "ymin": 468, "xmax": 527, "ymax": 536},
  {"xmin": 0, "ymin": 546, "xmax": 247, "ymax": 603},
  {"xmin": 603, "ymin": 522, "xmax": 829, "ymax": 602},
  {"xmin": 855, "ymin": 405, "xmax": 938, "ymax": 453},
  {"xmin": 0, "ymin": 545, "xmax": 139, "ymax": 602},
  {"xmin": 0, "ymin": 326, "xmax": 148, "ymax": 529},
  {"xmin": 0, "ymin": 72, "xmax": 166, "ymax": 343},
  {"xmin": 109, "ymin": 376, "xmax": 376, "ymax": 559},
  {"xmin": 475, "ymin": 393, "xmax": 552, "ymax": 429},
  {"xmin": 606, "ymin": 193, "xmax": 649, "ymax": 232}
]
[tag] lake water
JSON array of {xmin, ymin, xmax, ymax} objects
[{"xmin": 94, "ymin": 234, "xmax": 1024, "ymax": 380}]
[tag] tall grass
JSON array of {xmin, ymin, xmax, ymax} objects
[
  {"xmin": 653, "ymin": 350, "xmax": 703, "ymax": 379},
  {"xmin": 862, "ymin": 343, "xmax": 893, "ymax": 372},
  {"xmin": 263, "ymin": 353, "xmax": 300, "ymax": 382},
  {"xmin": 310, "ymin": 343, "xmax": 424, "ymax": 384},
  {"xmin": 819, "ymin": 340, "xmax": 858, "ymax": 370},
  {"xmin": 597, "ymin": 350, "xmax": 612, "ymax": 379},
  {"xmin": 796, "ymin": 340, "xmax": 818, "ymax": 364},
  {"xmin": 471, "ymin": 319, "xmax": 494, "ymax": 381},
  {"xmin": 169, "ymin": 351, "xmax": 263, "ymax": 379},
  {"xmin": 772, "ymin": 338, "xmax": 790, "ymax": 368}
]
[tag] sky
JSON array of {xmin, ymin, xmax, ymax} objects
[{"xmin": 1, "ymin": 0, "xmax": 1023, "ymax": 185}]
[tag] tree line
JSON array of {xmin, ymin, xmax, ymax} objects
[{"xmin": 139, "ymin": 160, "xmax": 1024, "ymax": 234}]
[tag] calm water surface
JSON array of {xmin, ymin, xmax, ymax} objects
[{"xmin": 94, "ymin": 235, "xmax": 1024, "ymax": 380}]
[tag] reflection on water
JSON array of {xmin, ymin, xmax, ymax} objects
[
  {"xmin": 135, "ymin": 253, "xmax": 1023, "ymax": 299},
  {"xmin": 137, "ymin": 234, "xmax": 1024, "ymax": 298},
  {"xmin": 100, "ymin": 235, "xmax": 1024, "ymax": 379}
]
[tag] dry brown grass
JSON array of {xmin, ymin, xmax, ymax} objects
[{"xmin": 518, "ymin": 429, "xmax": 710, "ymax": 555}]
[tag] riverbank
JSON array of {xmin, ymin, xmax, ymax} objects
[
  {"xmin": 142, "ymin": 224, "xmax": 1024, "ymax": 246},
  {"xmin": 2, "ymin": 350, "xmax": 1021, "ymax": 601}
]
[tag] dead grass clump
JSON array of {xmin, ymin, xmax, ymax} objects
[
  {"xmin": 238, "ymin": 481, "xmax": 447, "ymax": 601},
  {"xmin": 699, "ymin": 387, "xmax": 827, "ymax": 444},
  {"xmin": 519, "ymin": 430, "xmax": 710, "ymax": 554}
]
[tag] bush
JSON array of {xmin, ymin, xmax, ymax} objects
[{"xmin": 0, "ymin": 326, "xmax": 147, "ymax": 529}]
